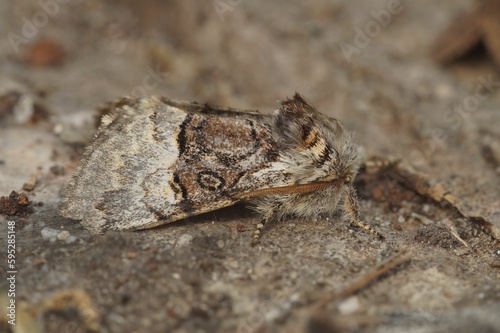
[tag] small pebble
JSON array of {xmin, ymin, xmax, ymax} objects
[
  {"xmin": 226, "ymin": 259, "xmax": 239, "ymax": 269},
  {"xmin": 453, "ymin": 248, "xmax": 470, "ymax": 256},
  {"xmin": 422, "ymin": 204, "xmax": 430, "ymax": 213},
  {"xmin": 338, "ymin": 296, "xmax": 360, "ymax": 315},
  {"xmin": 217, "ymin": 240, "xmax": 225, "ymax": 248},
  {"xmin": 172, "ymin": 273, "xmax": 181, "ymax": 280},
  {"xmin": 50, "ymin": 165, "xmax": 65, "ymax": 176},
  {"xmin": 57, "ymin": 230, "xmax": 70, "ymax": 241},
  {"xmin": 397, "ymin": 215, "xmax": 405, "ymax": 223},
  {"xmin": 23, "ymin": 175, "xmax": 37, "ymax": 191},
  {"xmin": 65, "ymin": 236, "xmax": 77, "ymax": 244},
  {"xmin": 176, "ymin": 233, "xmax": 194, "ymax": 247},
  {"xmin": 41, "ymin": 227, "xmax": 59, "ymax": 242}
]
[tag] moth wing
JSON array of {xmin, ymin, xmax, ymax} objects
[{"xmin": 60, "ymin": 96, "xmax": 283, "ymax": 233}]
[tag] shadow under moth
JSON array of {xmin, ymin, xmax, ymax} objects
[{"xmin": 60, "ymin": 94, "xmax": 383, "ymax": 245}]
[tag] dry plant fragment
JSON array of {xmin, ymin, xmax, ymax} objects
[
  {"xmin": 432, "ymin": 0, "xmax": 500, "ymax": 70},
  {"xmin": 11, "ymin": 289, "xmax": 100, "ymax": 333},
  {"xmin": 310, "ymin": 249, "xmax": 411, "ymax": 310},
  {"xmin": 22, "ymin": 175, "xmax": 37, "ymax": 191},
  {"xmin": 0, "ymin": 191, "xmax": 34, "ymax": 217},
  {"xmin": 363, "ymin": 156, "xmax": 500, "ymax": 240}
]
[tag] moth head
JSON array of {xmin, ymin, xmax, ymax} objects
[{"xmin": 274, "ymin": 93, "xmax": 359, "ymax": 183}]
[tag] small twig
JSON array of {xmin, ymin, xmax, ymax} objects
[
  {"xmin": 310, "ymin": 249, "xmax": 412, "ymax": 310},
  {"xmin": 11, "ymin": 289, "xmax": 100, "ymax": 333},
  {"xmin": 364, "ymin": 156, "xmax": 500, "ymax": 240},
  {"xmin": 410, "ymin": 212, "xmax": 434, "ymax": 226},
  {"xmin": 449, "ymin": 227, "xmax": 469, "ymax": 248},
  {"xmin": 441, "ymin": 219, "xmax": 469, "ymax": 248}
]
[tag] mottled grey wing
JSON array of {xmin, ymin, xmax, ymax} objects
[{"xmin": 60, "ymin": 96, "xmax": 282, "ymax": 233}]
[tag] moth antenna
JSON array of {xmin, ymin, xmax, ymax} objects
[{"xmin": 343, "ymin": 186, "xmax": 385, "ymax": 240}]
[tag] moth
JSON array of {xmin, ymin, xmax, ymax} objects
[{"xmin": 60, "ymin": 94, "xmax": 383, "ymax": 245}]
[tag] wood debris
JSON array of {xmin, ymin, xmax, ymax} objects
[{"xmin": 431, "ymin": 0, "xmax": 500, "ymax": 69}]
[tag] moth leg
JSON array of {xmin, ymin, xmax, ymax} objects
[
  {"xmin": 252, "ymin": 208, "xmax": 276, "ymax": 247},
  {"xmin": 361, "ymin": 155, "xmax": 400, "ymax": 174},
  {"xmin": 343, "ymin": 186, "xmax": 385, "ymax": 240}
]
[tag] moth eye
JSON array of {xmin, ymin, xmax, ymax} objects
[{"xmin": 344, "ymin": 176, "xmax": 351, "ymax": 184}]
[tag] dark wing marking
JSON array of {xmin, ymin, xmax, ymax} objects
[{"xmin": 61, "ymin": 96, "xmax": 283, "ymax": 233}]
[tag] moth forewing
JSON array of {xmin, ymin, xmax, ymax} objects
[{"xmin": 61, "ymin": 96, "xmax": 284, "ymax": 233}]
